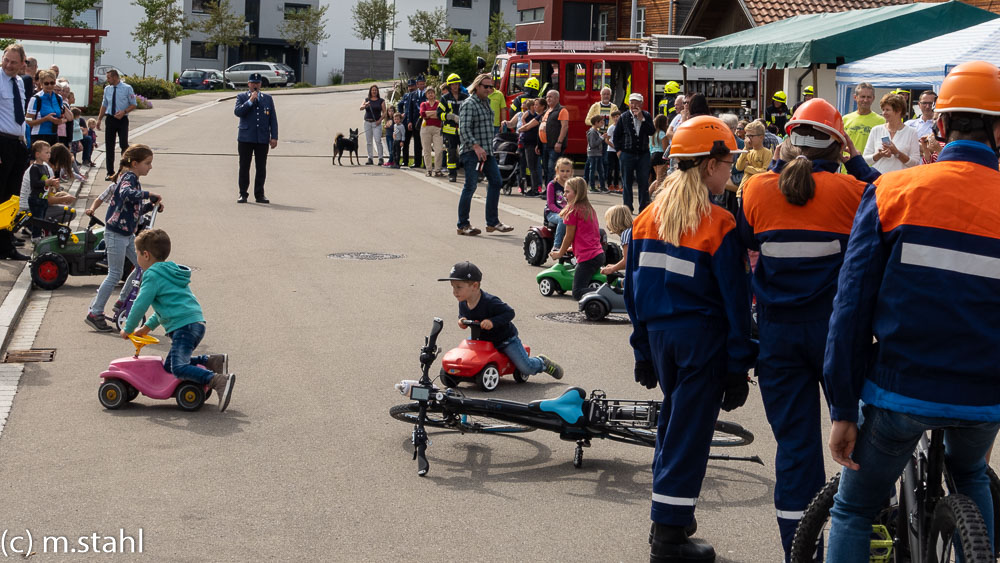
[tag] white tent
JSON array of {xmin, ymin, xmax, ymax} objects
[{"xmin": 834, "ymin": 18, "xmax": 1000, "ymax": 114}]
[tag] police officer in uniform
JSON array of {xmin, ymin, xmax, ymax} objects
[
  {"xmin": 234, "ymin": 73, "xmax": 278, "ymax": 204},
  {"xmin": 439, "ymin": 73, "xmax": 469, "ymax": 183},
  {"xmin": 658, "ymin": 80, "xmax": 681, "ymax": 118}
]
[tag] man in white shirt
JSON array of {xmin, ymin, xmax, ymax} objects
[
  {"xmin": 0, "ymin": 44, "xmax": 31, "ymax": 260},
  {"xmin": 905, "ymin": 90, "xmax": 937, "ymax": 138}
]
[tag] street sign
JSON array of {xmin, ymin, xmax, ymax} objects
[
  {"xmin": 437, "ymin": 57, "xmax": 449, "ymax": 65},
  {"xmin": 434, "ymin": 38, "xmax": 454, "ymax": 57}
]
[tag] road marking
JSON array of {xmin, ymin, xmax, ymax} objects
[{"xmin": 0, "ymin": 292, "xmax": 51, "ymax": 440}]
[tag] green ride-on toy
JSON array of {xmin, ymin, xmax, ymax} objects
[{"xmin": 535, "ymin": 256, "xmax": 609, "ymax": 297}]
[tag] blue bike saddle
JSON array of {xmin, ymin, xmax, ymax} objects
[{"xmin": 529, "ymin": 387, "xmax": 586, "ymax": 425}]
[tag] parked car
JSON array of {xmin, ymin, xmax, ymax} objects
[
  {"xmin": 176, "ymin": 69, "xmax": 226, "ymax": 90},
  {"xmin": 93, "ymin": 65, "xmax": 125, "ymax": 85},
  {"xmin": 276, "ymin": 63, "xmax": 296, "ymax": 86},
  {"xmin": 223, "ymin": 62, "xmax": 292, "ymax": 88}
]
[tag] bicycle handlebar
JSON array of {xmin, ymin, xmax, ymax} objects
[
  {"xmin": 460, "ymin": 319, "xmax": 480, "ymax": 327},
  {"xmin": 426, "ymin": 317, "xmax": 443, "ymax": 350}
]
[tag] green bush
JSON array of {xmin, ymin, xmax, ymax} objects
[
  {"xmin": 84, "ymin": 84, "xmax": 104, "ymax": 115},
  {"xmin": 329, "ymin": 69, "xmax": 343, "ymax": 85},
  {"xmin": 123, "ymin": 76, "xmax": 180, "ymax": 99},
  {"xmin": 292, "ymin": 82, "xmax": 313, "ymax": 89}
]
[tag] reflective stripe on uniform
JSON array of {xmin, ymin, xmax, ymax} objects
[
  {"xmin": 901, "ymin": 242, "xmax": 1000, "ymax": 280},
  {"xmin": 638, "ymin": 251, "xmax": 696, "ymax": 277},
  {"xmin": 776, "ymin": 509, "xmax": 804, "ymax": 520},
  {"xmin": 652, "ymin": 492, "xmax": 697, "ymax": 506},
  {"xmin": 760, "ymin": 241, "xmax": 841, "ymax": 258}
]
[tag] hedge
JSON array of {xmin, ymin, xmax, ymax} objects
[{"xmin": 123, "ymin": 76, "xmax": 180, "ymax": 100}]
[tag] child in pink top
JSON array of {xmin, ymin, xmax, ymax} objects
[{"xmin": 549, "ymin": 176, "xmax": 606, "ymax": 300}]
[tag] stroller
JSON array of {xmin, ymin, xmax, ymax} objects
[{"xmin": 492, "ymin": 130, "xmax": 520, "ymax": 196}]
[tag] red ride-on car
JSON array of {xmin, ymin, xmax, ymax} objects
[{"xmin": 438, "ymin": 320, "xmax": 530, "ymax": 392}]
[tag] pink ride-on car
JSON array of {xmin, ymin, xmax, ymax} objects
[
  {"xmin": 98, "ymin": 334, "xmax": 212, "ymax": 411},
  {"xmin": 438, "ymin": 319, "xmax": 531, "ymax": 392}
]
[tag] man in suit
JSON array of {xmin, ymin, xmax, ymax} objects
[{"xmin": 233, "ymin": 73, "xmax": 278, "ymax": 204}]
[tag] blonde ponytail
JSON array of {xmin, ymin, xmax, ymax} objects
[{"xmin": 655, "ymin": 164, "xmax": 712, "ymax": 246}]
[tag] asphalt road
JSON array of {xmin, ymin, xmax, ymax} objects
[{"xmin": 0, "ymin": 88, "xmax": 881, "ymax": 562}]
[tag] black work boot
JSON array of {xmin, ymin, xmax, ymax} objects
[
  {"xmin": 650, "ymin": 522, "xmax": 715, "ymax": 563},
  {"xmin": 650, "ymin": 517, "xmax": 697, "ymax": 543}
]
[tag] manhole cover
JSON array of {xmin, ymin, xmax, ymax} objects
[
  {"xmin": 536, "ymin": 312, "xmax": 630, "ymax": 325},
  {"xmin": 352, "ymin": 172, "xmax": 391, "ymax": 177},
  {"xmin": 4, "ymin": 348, "xmax": 56, "ymax": 362},
  {"xmin": 328, "ymin": 252, "xmax": 404, "ymax": 261}
]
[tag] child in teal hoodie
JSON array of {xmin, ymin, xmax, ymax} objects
[{"xmin": 122, "ymin": 229, "xmax": 235, "ymax": 412}]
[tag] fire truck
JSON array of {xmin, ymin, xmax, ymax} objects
[{"xmin": 491, "ymin": 37, "xmax": 758, "ymax": 156}]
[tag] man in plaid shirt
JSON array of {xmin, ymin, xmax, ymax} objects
[{"xmin": 455, "ymin": 73, "xmax": 514, "ymax": 236}]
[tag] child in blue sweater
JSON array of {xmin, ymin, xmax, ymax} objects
[{"xmin": 122, "ymin": 229, "xmax": 235, "ymax": 412}]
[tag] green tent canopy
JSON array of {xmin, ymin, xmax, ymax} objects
[{"xmin": 679, "ymin": 1, "xmax": 999, "ymax": 69}]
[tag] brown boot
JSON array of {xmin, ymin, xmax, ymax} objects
[
  {"xmin": 210, "ymin": 373, "xmax": 236, "ymax": 412},
  {"xmin": 204, "ymin": 353, "xmax": 228, "ymax": 374}
]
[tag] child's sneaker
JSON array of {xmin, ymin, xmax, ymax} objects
[
  {"xmin": 204, "ymin": 353, "xmax": 228, "ymax": 374},
  {"xmin": 85, "ymin": 312, "xmax": 114, "ymax": 332},
  {"xmin": 110, "ymin": 299, "xmax": 124, "ymax": 317},
  {"xmin": 210, "ymin": 373, "xmax": 236, "ymax": 412},
  {"xmin": 538, "ymin": 354, "xmax": 564, "ymax": 379}
]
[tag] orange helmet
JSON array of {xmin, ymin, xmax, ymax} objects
[
  {"xmin": 785, "ymin": 98, "xmax": 847, "ymax": 147},
  {"xmin": 668, "ymin": 115, "xmax": 743, "ymax": 159},
  {"xmin": 936, "ymin": 61, "xmax": 1000, "ymax": 116}
]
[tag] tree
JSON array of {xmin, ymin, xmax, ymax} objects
[
  {"xmin": 277, "ymin": 4, "xmax": 330, "ymax": 84},
  {"xmin": 47, "ymin": 0, "xmax": 99, "ymax": 28},
  {"xmin": 486, "ymin": 12, "xmax": 515, "ymax": 57},
  {"xmin": 132, "ymin": 0, "xmax": 193, "ymax": 80},
  {"xmin": 441, "ymin": 32, "xmax": 488, "ymax": 87},
  {"xmin": 408, "ymin": 8, "xmax": 447, "ymax": 74},
  {"xmin": 126, "ymin": 17, "xmax": 162, "ymax": 78},
  {"xmin": 351, "ymin": 0, "xmax": 398, "ymax": 80},
  {"xmin": 196, "ymin": 0, "xmax": 246, "ymax": 83}
]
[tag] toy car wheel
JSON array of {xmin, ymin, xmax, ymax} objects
[
  {"xmin": 476, "ymin": 364, "xmax": 501, "ymax": 392},
  {"xmin": 538, "ymin": 277, "xmax": 556, "ymax": 297},
  {"xmin": 98, "ymin": 379, "xmax": 128, "ymax": 409},
  {"xmin": 584, "ymin": 300, "xmax": 608, "ymax": 321},
  {"xmin": 175, "ymin": 382, "xmax": 205, "ymax": 411},
  {"xmin": 123, "ymin": 381, "xmax": 139, "ymax": 403},
  {"xmin": 439, "ymin": 368, "xmax": 459, "ymax": 388},
  {"xmin": 30, "ymin": 252, "xmax": 69, "ymax": 290},
  {"xmin": 513, "ymin": 369, "xmax": 530, "ymax": 384},
  {"xmin": 523, "ymin": 231, "xmax": 547, "ymax": 266}
]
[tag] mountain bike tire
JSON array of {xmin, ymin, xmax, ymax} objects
[
  {"xmin": 712, "ymin": 420, "xmax": 754, "ymax": 448},
  {"xmin": 389, "ymin": 403, "xmax": 536, "ymax": 434},
  {"xmin": 789, "ymin": 474, "xmax": 839, "ymax": 563},
  {"xmin": 925, "ymin": 494, "xmax": 993, "ymax": 563}
]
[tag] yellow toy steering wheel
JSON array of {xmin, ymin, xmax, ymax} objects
[{"xmin": 128, "ymin": 333, "xmax": 159, "ymax": 356}]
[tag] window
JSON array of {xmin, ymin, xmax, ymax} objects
[
  {"xmin": 284, "ymin": 3, "xmax": 309, "ymax": 19},
  {"xmin": 519, "ymin": 8, "xmax": 543, "ymax": 23},
  {"xmin": 506, "ymin": 61, "xmax": 529, "ymax": 96},
  {"xmin": 190, "ymin": 41, "xmax": 217, "ymax": 60},
  {"xmin": 191, "ymin": 0, "xmax": 208, "ymax": 13},
  {"xmin": 565, "ymin": 63, "xmax": 586, "ymax": 91},
  {"xmin": 636, "ymin": 7, "xmax": 646, "ymax": 37},
  {"xmin": 24, "ymin": 1, "xmax": 51, "ymax": 24},
  {"xmin": 452, "ymin": 0, "xmax": 472, "ymax": 8},
  {"xmin": 453, "ymin": 28, "xmax": 471, "ymax": 41},
  {"xmin": 592, "ymin": 61, "xmax": 608, "ymax": 91},
  {"xmin": 598, "ymin": 12, "xmax": 608, "ymax": 41}
]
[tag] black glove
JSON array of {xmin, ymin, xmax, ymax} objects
[
  {"xmin": 721, "ymin": 372, "xmax": 750, "ymax": 412},
  {"xmin": 634, "ymin": 360, "xmax": 657, "ymax": 390}
]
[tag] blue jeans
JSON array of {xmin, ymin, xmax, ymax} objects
[
  {"xmin": 546, "ymin": 147, "xmax": 563, "ymax": 185},
  {"xmin": 81, "ymin": 135, "xmax": 94, "ymax": 163},
  {"xmin": 620, "ymin": 151, "xmax": 651, "ymax": 212},
  {"xmin": 89, "ymin": 229, "xmax": 138, "ymax": 315},
  {"xmin": 497, "ymin": 335, "xmax": 544, "ymax": 375},
  {"xmin": 545, "ymin": 210, "xmax": 566, "ymax": 249},
  {"xmin": 458, "ymin": 151, "xmax": 502, "ymax": 228},
  {"xmin": 585, "ymin": 155, "xmax": 606, "ymax": 190},
  {"xmin": 828, "ymin": 404, "xmax": 1000, "ymax": 562},
  {"xmin": 163, "ymin": 321, "xmax": 215, "ymax": 386}
]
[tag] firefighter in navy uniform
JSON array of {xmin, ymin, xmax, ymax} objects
[
  {"xmin": 791, "ymin": 85, "xmax": 814, "ymax": 114},
  {"xmin": 509, "ymin": 76, "xmax": 540, "ymax": 115},
  {"xmin": 736, "ymin": 99, "xmax": 866, "ymax": 561},
  {"xmin": 765, "ymin": 91, "xmax": 791, "ymax": 134},
  {"xmin": 658, "ymin": 81, "xmax": 681, "ymax": 118},
  {"xmin": 439, "ymin": 73, "xmax": 469, "ymax": 183},
  {"xmin": 626, "ymin": 115, "xmax": 756, "ymax": 562}
]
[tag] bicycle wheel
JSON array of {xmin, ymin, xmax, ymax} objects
[
  {"xmin": 712, "ymin": 420, "xmax": 754, "ymax": 448},
  {"xmin": 389, "ymin": 403, "xmax": 536, "ymax": 434},
  {"xmin": 989, "ymin": 466, "xmax": 1000, "ymax": 558},
  {"xmin": 925, "ymin": 494, "xmax": 993, "ymax": 563},
  {"xmin": 789, "ymin": 474, "xmax": 839, "ymax": 563}
]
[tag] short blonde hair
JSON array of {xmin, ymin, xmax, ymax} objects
[
  {"xmin": 744, "ymin": 121, "xmax": 765, "ymax": 136},
  {"xmin": 604, "ymin": 205, "xmax": 633, "ymax": 235},
  {"xmin": 36, "ymin": 69, "xmax": 55, "ymax": 83}
]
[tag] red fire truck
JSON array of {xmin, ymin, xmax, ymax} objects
[{"xmin": 491, "ymin": 39, "xmax": 758, "ymax": 155}]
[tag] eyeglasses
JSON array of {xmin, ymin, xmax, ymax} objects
[
  {"xmin": 717, "ymin": 159, "xmax": 735, "ymax": 165},
  {"xmin": 42, "ymin": 81, "xmax": 55, "ymax": 85}
]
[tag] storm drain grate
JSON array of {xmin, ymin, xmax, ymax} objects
[
  {"xmin": 4, "ymin": 349, "xmax": 56, "ymax": 363},
  {"xmin": 328, "ymin": 252, "xmax": 404, "ymax": 261},
  {"xmin": 536, "ymin": 312, "xmax": 631, "ymax": 325},
  {"xmin": 352, "ymin": 172, "xmax": 391, "ymax": 177}
]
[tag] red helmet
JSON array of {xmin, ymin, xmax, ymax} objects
[
  {"xmin": 668, "ymin": 115, "xmax": 743, "ymax": 159},
  {"xmin": 785, "ymin": 98, "xmax": 847, "ymax": 147},
  {"xmin": 936, "ymin": 61, "xmax": 1000, "ymax": 116}
]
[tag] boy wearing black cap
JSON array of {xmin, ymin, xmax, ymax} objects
[{"xmin": 440, "ymin": 261, "xmax": 563, "ymax": 380}]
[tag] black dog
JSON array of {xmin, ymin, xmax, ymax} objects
[{"xmin": 333, "ymin": 129, "xmax": 360, "ymax": 166}]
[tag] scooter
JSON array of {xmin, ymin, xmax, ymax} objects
[
  {"xmin": 578, "ymin": 273, "xmax": 627, "ymax": 321},
  {"xmin": 438, "ymin": 320, "xmax": 530, "ymax": 392},
  {"xmin": 111, "ymin": 205, "xmax": 159, "ymax": 331},
  {"xmin": 98, "ymin": 334, "xmax": 212, "ymax": 411}
]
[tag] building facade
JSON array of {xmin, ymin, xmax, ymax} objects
[{"xmin": 447, "ymin": 0, "xmax": 518, "ymax": 47}]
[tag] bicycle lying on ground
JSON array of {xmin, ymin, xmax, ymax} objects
[
  {"xmin": 390, "ymin": 318, "xmax": 763, "ymax": 476},
  {"xmin": 790, "ymin": 429, "xmax": 1000, "ymax": 562}
]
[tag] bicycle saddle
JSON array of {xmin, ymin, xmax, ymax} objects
[{"xmin": 529, "ymin": 387, "xmax": 586, "ymax": 425}]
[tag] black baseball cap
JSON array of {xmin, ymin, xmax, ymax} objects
[
  {"xmin": 438, "ymin": 261, "xmax": 482, "ymax": 282},
  {"xmin": 248, "ymin": 73, "xmax": 263, "ymax": 83}
]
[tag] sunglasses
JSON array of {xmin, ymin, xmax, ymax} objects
[{"xmin": 42, "ymin": 81, "xmax": 55, "ymax": 85}]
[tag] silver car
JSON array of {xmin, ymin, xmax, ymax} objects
[{"xmin": 223, "ymin": 62, "xmax": 292, "ymax": 88}]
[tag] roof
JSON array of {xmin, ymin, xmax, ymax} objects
[
  {"xmin": 744, "ymin": 0, "xmax": 911, "ymax": 25},
  {"xmin": 679, "ymin": 1, "xmax": 999, "ymax": 69}
]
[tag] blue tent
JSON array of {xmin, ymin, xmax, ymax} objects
[{"xmin": 834, "ymin": 18, "xmax": 1000, "ymax": 114}]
